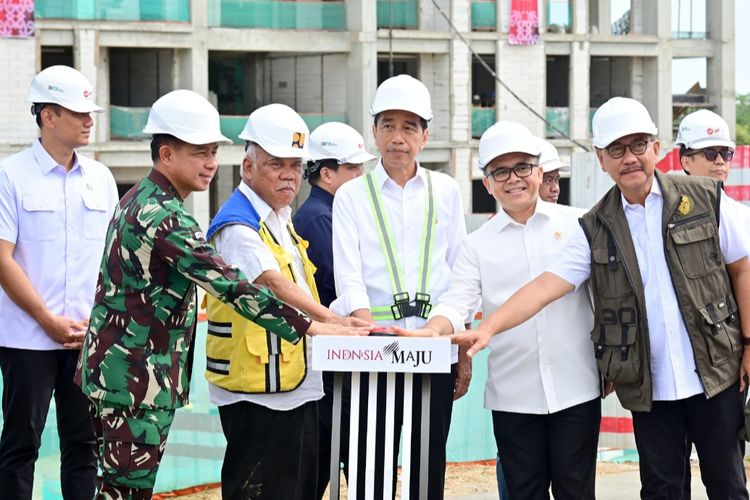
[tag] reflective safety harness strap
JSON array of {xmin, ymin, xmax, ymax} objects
[{"xmin": 365, "ymin": 171, "xmax": 435, "ymax": 321}]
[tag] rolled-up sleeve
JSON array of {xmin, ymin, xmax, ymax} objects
[{"xmin": 429, "ymin": 239, "xmax": 482, "ymax": 333}]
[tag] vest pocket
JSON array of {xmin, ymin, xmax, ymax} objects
[
  {"xmin": 591, "ymin": 296, "xmax": 641, "ymax": 384},
  {"xmin": 670, "ymin": 222, "xmax": 722, "ymax": 279},
  {"xmin": 697, "ymin": 296, "xmax": 740, "ymax": 366},
  {"xmin": 592, "ymin": 247, "xmax": 631, "ymax": 297}
]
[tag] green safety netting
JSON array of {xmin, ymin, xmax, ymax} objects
[
  {"xmin": 471, "ymin": 1, "xmax": 496, "ymax": 30},
  {"xmin": 35, "ymin": 0, "xmax": 190, "ymax": 22},
  {"xmin": 221, "ymin": 113, "xmax": 348, "ymax": 144},
  {"xmin": 545, "ymin": 107, "xmax": 570, "ymax": 138},
  {"xmin": 377, "ymin": 0, "xmax": 418, "ymax": 29},
  {"xmin": 472, "ymin": 107, "xmax": 496, "ymax": 139},
  {"xmin": 209, "ymin": 0, "xmax": 346, "ymax": 30},
  {"xmin": 110, "ymin": 106, "xmax": 150, "ymax": 140},
  {"xmin": 14, "ymin": 321, "xmax": 496, "ymax": 498}
]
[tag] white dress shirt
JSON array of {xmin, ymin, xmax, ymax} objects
[
  {"xmin": 209, "ymin": 182, "xmax": 323, "ymax": 410},
  {"xmin": 430, "ymin": 201, "xmax": 600, "ymax": 413},
  {"xmin": 551, "ymin": 180, "xmax": 748, "ymax": 401},
  {"xmin": 332, "ymin": 161, "xmax": 467, "ymax": 329},
  {"xmin": 0, "ymin": 139, "xmax": 118, "ymax": 351}
]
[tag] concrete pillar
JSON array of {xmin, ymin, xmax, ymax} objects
[
  {"xmin": 569, "ymin": 40, "xmax": 590, "ymax": 144},
  {"xmin": 346, "ymin": 0, "xmax": 378, "ymax": 154},
  {"xmin": 420, "ymin": 0, "xmax": 450, "ymax": 31},
  {"xmin": 0, "ymin": 37, "xmax": 37, "ymax": 148},
  {"xmin": 593, "ymin": 0, "xmax": 611, "ymax": 35},
  {"xmin": 74, "ymin": 29, "xmax": 101, "ymax": 144},
  {"xmin": 450, "ymin": 0, "xmax": 471, "ymax": 146},
  {"xmin": 573, "ymin": 0, "xmax": 588, "ymax": 36},
  {"xmin": 495, "ymin": 40, "xmax": 546, "ymax": 137},
  {"xmin": 707, "ymin": 0, "xmax": 735, "ymax": 135}
]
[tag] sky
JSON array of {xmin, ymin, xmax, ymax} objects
[{"xmin": 608, "ymin": 0, "xmax": 748, "ymax": 95}]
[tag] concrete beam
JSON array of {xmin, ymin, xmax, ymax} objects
[{"xmin": 206, "ymin": 29, "xmax": 350, "ymax": 53}]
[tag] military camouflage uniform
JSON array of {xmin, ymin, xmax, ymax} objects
[{"xmin": 75, "ymin": 169, "xmax": 311, "ymax": 498}]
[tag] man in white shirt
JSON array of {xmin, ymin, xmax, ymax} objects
[
  {"xmin": 205, "ymin": 104, "xmax": 369, "ymax": 500},
  {"xmin": 455, "ymin": 97, "xmax": 750, "ymax": 499},
  {"xmin": 0, "ymin": 66, "xmax": 118, "ymax": 498},
  {"xmin": 399, "ymin": 122, "xmax": 600, "ymax": 499},
  {"xmin": 332, "ymin": 75, "xmax": 469, "ymax": 499}
]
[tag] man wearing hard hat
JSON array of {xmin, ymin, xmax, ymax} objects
[
  {"xmin": 677, "ymin": 109, "xmax": 737, "ymax": 183},
  {"xmin": 204, "ymin": 105, "xmax": 370, "ymax": 500},
  {"xmin": 0, "ymin": 65, "xmax": 118, "ymax": 498},
  {"xmin": 537, "ymin": 139, "xmax": 571, "ymax": 204},
  {"xmin": 399, "ymin": 122, "xmax": 600, "ymax": 499},
  {"xmin": 293, "ymin": 122, "xmax": 375, "ymax": 499},
  {"xmin": 332, "ymin": 75, "xmax": 470, "ymax": 499},
  {"xmin": 75, "ymin": 91, "xmax": 358, "ymax": 499},
  {"xmin": 454, "ymin": 97, "xmax": 750, "ymax": 499}
]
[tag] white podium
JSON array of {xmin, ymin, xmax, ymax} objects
[{"xmin": 312, "ymin": 336, "xmax": 457, "ymax": 500}]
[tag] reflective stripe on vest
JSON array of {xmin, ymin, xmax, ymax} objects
[
  {"xmin": 205, "ymin": 220, "xmax": 317, "ymax": 393},
  {"xmin": 365, "ymin": 170, "xmax": 436, "ymax": 321}
]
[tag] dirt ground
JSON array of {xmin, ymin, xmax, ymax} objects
[{"xmin": 165, "ymin": 461, "xmax": 643, "ymax": 499}]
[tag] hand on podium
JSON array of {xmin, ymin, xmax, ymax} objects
[
  {"xmin": 307, "ymin": 320, "xmax": 371, "ymax": 337},
  {"xmin": 392, "ymin": 326, "xmax": 440, "ymax": 338}
]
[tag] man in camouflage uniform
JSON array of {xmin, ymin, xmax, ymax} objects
[{"xmin": 75, "ymin": 90, "xmax": 360, "ymax": 499}]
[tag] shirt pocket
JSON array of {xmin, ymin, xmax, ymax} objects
[
  {"xmin": 20, "ymin": 192, "xmax": 63, "ymax": 241},
  {"xmin": 82, "ymin": 190, "xmax": 111, "ymax": 240}
]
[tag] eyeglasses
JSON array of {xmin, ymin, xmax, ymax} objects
[
  {"xmin": 686, "ymin": 148, "xmax": 734, "ymax": 162},
  {"xmin": 484, "ymin": 162, "xmax": 538, "ymax": 182},
  {"xmin": 604, "ymin": 139, "xmax": 651, "ymax": 159}
]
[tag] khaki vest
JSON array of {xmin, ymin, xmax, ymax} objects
[
  {"xmin": 205, "ymin": 221, "xmax": 319, "ymax": 393},
  {"xmin": 580, "ymin": 170, "xmax": 741, "ymax": 411}
]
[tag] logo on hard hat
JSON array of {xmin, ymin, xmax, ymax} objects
[
  {"xmin": 292, "ymin": 132, "xmax": 306, "ymax": 149},
  {"xmin": 48, "ymin": 85, "xmax": 64, "ymax": 93},
  {"xmin": 706, "ymin": 127, "xmax": 719, "ymax": 135},
  {"xmin": 83, "ymin": 90, "xmax": 91, "ymax": 98}
]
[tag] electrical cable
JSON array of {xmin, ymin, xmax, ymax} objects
[{"xmin": 428, "ymin": 0, "xmax": 590, "ymax": 151}]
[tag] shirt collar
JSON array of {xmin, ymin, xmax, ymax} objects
[
  {"xmin": 148, "ymin": 169, "xmax": 184, "ymax": 201},
  {"xmin": 373, "ymin": 158, "xmax": 427, "ymax": 190},
  {"xmin": 238, "ymin": 182, "xmax": 292, "ymax": 224},
  {"xmin": 309, "ymin": 184, "xmax": 334, "ymax": 207},
  {"xmin": 621, "ymin": 176, "xmax": 661, "ymax": 210},
  {"xmin": 491, "ymin": 198, "xmax": 552, "ymax": 232},
  {"xmin": 32, "ymin": 138, "xmax": 83, "ymax": 175}
]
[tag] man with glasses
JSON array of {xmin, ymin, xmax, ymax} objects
[
  {"xmin": 452, "ymin": 97, "xmax": 750, "ymax": 499},
  {"xmin": 398, "ymin": 121, "xmax": 600, "ymax": 499},
  {"xmin": 538, "ymin": 139, "xmax": 570, "ymax": 204}
]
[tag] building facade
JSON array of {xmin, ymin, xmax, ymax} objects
[{"xmin": 0, "ymin": 0, "xmax": 735, "ymax": 225}]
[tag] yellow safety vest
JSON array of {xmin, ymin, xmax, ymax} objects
[{"xmin": 205, "ymin": 221, "xmax": 319, "ymax": 393}]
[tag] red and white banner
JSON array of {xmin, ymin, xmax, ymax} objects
[
  {"xmin": 0, "ymin": 0, "xmax": 34, "ymax": 38},
  {"xmin": 657, "ymin": 145, "xmax": 750, "ymax": 202},
  {"xmin": 508, "ymin": 0, "xmax": 539, "ymax": 45}
]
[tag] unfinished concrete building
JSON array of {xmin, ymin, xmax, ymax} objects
[{"xmin": 0, "ymin": 0, "xmax": 735, "ymax": 220}]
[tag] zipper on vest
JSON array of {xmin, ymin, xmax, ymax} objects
[{"xmin": 666, "ymin": 212, "xmax": 710, "ymax": 230}]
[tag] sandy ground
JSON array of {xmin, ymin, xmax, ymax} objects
[{"xmin": 167, "ymin": 461, "xmax": 644, "ymax": 500}]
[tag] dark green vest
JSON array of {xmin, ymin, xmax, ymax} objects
[{"xmin": 580, "ymin": 170, "xmax": 741, "ymax": 411}]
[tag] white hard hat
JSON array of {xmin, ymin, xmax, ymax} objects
[
  {"xmin": 478, "ymin": 121, "xmax": 540, "ymax": 170},
  {"xmin": 308, "ymin": 122, "xmax": 376, "ymax": 164},
  {"xmin": 239, "ymin": 104, "xmax": 310, "ymax": 158},
  {"xmin": 26, "ymin": 65, "xmax": 102, "ymax": 113},
  {"xmin": 369, "ymin": 75, "xmax": 433, "ymax": 121},
  {"xmin": 591, "ymin": 97, "xmax": 657, "ymax": 148},
  {"xmin": 676, "ymin": 110, "xmax": 735, "ymax": 150},
  {"xmin": 143, "ymin": 89, "xmax": 231, "ymax": 145},
  {"xmin": 538, "ymin": 139, "xmax": 570, "ymax": 173}
]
